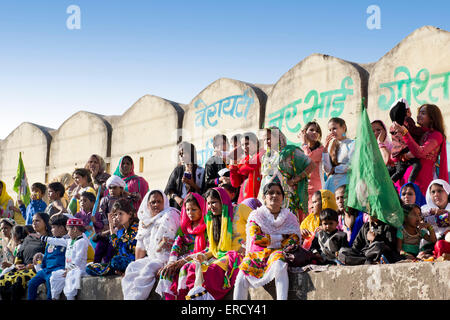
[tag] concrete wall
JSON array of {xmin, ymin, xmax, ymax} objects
[
  {"xmin": 265, "ymin": 53, "xmax": 369, "ymax": 145},
  {"xmin": 183, "ymin": 78, "xmax": 267, "ymax": 167},
  {"xmin": 48, "ymin": 111, "xmax": 112, "ymax": 182},
  {"xmin": 110, "ymin": 95, "xmax": 184, "ymax": 190},
  {"xmin": 0, "ymin": 122, "xmax": 53, "ymax": 196},
  {"xmin": 250, "ymin": 261, "xmax": 450, "ymax": 300},
  {"xmin": 31, "ymin": 261, "xmax": 450, "ymax": 300}
]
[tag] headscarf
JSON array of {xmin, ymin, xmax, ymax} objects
[
  {"xmin": 135, "ymin": 189, "xmax": 178, "ymax": 242},
  {"xmin": 278, "ymin": 145, "xmax": 311, "ymax": 213},
  {"xmin": 0, "ymin": 180, "xmax": 13, "ymax": 212},
  {"xmin": 399, "ymin": 182, "xmax": 426, "ymax": 207},
  {"xmin": 106, "ymin": 175, "xmax": 126, "ymax": 189},
  {"xmin": 241, "ymin": 198, "xmax": 262, "ymax": 211},
  {"xmin": 180, "ymin": 193, "xmax": 207, "ymax": 253},
  {"xmin": 423, "ymin": 179, "xmax": 450, "ymax": 210},
  {"xmin": 204, "ymin": 187, "xmax": 234, "ymax": 259},
  {"xmin": 114, "ymin": 156, "xmax": 138, "ymax": 188},
  {"xmin": 319, "ymin": 189, "xmax": 339, "ymax": 211},
  {"xmin": 264, "ymin": 126, "xmax": 287, "ymax": 155},
  {"xmin": 114, "ymin": 156, "xmax": 149, "ymax": 209}
]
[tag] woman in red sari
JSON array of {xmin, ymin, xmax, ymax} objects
[{"xmin": 392, "ymin": 104, "xmax": 448, "ymax": 196}]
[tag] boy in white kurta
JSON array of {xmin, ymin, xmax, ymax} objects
[{"xmin": 42, "ymin": 218, "xmax": 90, "ymax": 300}]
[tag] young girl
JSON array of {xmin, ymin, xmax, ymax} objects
[
  {"xmin": 300, "ymin": 189, "xmax": 338, "ymax": 249},
  {"xmin": 322, "ymin": 117, "xmax": 355, "ymax": 193},
  {"xmin": 155, "ymin": 192, "xmax": 207, "ymax": 299},
  {"xmin": 68, "ymin": 168, "xmax": 96, "ymax": 215},
  {"xmin": 86, "ymin": 198, "xmax": 138, "ymax": 276},
  {"xmin": 371, "ymin": 120, "xmax": 392, "ymax": 166},
  {"xmin": 299, "ymin": 121, "xmax": 325, "ymax": 211},
  {"xmin": 399, "ymin": 182, "xmax": 426, "ymax": 207},
  {"xmin": 397, "ymin": 204, "xmax": 436, "ymax": 260}
]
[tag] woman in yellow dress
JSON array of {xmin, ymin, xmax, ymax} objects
[{"xmin": 233, "ymin": 182, "xmax": 301, "ymax": 300}]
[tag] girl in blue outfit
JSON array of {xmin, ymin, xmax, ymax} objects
[
  {"xmin": 399, "ymin": 182, "xmax": 426, "ymax": 207},
  {"xmin": 86, "ymin": 199, "xmax": 138, "ymax": 276}
]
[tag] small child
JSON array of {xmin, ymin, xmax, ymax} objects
[
  {"xmin": 28, "ymin": 214, "xmax": 69, "ymax": 300},
  {"xmin": 397, "ymin": 204, "xmax": 436, "ymax": 261},
  {"xmin": 300, "ymin": 190, "xmax": 338, "ymax": 249},
  {"xmin": 310, "ymin": 208, "xmax": 349, "ymax": 264},
  {"xmin": 68, "ymin": 168, "xmax": 96, "ymax": 215},
  {"xmin": 75, "ymin": 191, "xmax": 103, "ymax": 234},
  {"xmin": 93, "ymin": 175, "xmax": 126, "ymax": 264},
  {"xmin": 338, "ymin": 215, "xmax": 401, "ymax": 265},
  {"xmin": 18, "ymin": 182, "xmax": 48, "ymax": 225},
  {"xmin": 86, "ymin": 198, "xmax": 138, "ymax": 276},
  {"xmin": 45, "ymin": 182, "xmax": 66, "ymax": 217},
  {"xmin": 44, "ymin": 218, "xmax": 91, "ymax": 300},
  {"xmin": 388, "ymin": 98, "xmax": 423, "ymax": 183}
]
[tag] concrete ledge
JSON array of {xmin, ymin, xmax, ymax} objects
[
  {"xmin": 34, "ymin": 261, "xmax": 450, "ymax": 300},
  {"xmin": 249, "ymin": 261, "xmax": 450, "ymax": 300}
]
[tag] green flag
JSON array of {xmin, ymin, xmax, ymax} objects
[
  {"xmin": 13, "ymin": 152, "xmax": 31, "ymax": 207},
  {"xmin": 347, "ymin": 102, "xmax": 404, "ymax": 228}
]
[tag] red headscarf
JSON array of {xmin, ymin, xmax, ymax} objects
[{"xmin": 180, "ymin": 192, "xmax": 207, "ymax": 253}]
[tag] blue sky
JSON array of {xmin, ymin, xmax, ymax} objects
[{"xmin": 0, "ymin": 0, "xmax": 449, "ymax": 139}]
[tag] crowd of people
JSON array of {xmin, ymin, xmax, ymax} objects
[{"xmin": 0, "ymin": 99, "xmax": 449, "ymax": 301}]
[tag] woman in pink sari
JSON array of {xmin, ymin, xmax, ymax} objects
[
  {"xmin": 114, "ymin": 155, "xmax": 149, "ymax": 210},
  {"xmin": 392, "ymin": 104, "xmax": 448, "ymax": 196}
]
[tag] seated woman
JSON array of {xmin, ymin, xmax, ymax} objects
[
  {"xmin": 121, "ymin": 189, "xmax": 180, "ymax": 300},
  {"xmin": 0, "ymin": 212, "xmax": 50, "ymax": 300},
  {"xmin": 233, "ymin": 182, "xmax": 301, "ymax": 300},
  {"xmin": 155, "ymin": 192, "xmax": 208, "ymax": 300},
  {"xmin": 420, "ymin": 179, "xmax": 450, "ymax": 258},
  {"xmin": 399, "ymin": 182, "xmax": 426, "ymax": 207},
  {"xmin": 175, "ymin": 187, "xmax": 241, "ymax": 300}
]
